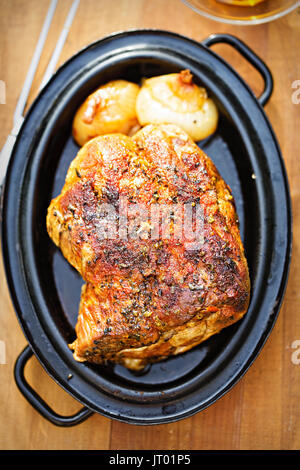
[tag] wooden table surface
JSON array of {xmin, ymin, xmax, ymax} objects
[{"xmin": 0, "ymin": 0, "xmax": 300, "ymax": 451}]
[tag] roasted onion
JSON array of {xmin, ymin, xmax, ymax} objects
[
  {"xmin": 72, "ymin": 80, "xmax": 140, "ymax": 146},
  {"xmin": 136, "ymin": 70, "xmax": 218, "ymax": 141}
]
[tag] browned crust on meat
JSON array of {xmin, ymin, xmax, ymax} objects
[{"xmin": 47, "ymin": 124, "xmax": 250, "ymax": 370}]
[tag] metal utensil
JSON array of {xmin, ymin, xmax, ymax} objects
[{"xmin": 0, "ymin": 0, "xmax": 80, "ymax": 190}]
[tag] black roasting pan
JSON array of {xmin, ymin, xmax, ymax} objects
[{"xmin": 1, "ymin": 30, "xmax": 292, "ymax": 426}]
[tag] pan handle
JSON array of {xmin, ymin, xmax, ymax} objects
[
  {"xmin": 202, "ymin": 33, "xmax": 273, "ymax": 107},
  {"xmin": 14, "ymin": 345, "xmax": 94, "ymax": 427}
]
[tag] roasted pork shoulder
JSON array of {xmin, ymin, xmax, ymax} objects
[{"xmin": 46, "ymin": 124, "xmax": 250, "ymax": 370}]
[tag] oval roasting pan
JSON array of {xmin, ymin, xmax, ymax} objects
[{"xmin": 1, "ymin": 30, "xmax": 292, "ymax": 426}]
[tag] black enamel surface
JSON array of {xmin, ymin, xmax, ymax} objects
[{"xmin": 1, "ymin": 31, "xmax": 291, "ymax": 425}]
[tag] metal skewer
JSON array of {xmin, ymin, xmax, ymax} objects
[
  {"xmin": 13, "ymin": 0, "xmax": 58, "ymax": 128},
  {"xmin": 0, "ymin": 0, "xmax": 80, "ymax": 189},
  {"xmin": 39, "ymin": 0, "xmax": 80, "ymax": 90}
]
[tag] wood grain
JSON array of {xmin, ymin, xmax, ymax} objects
[{"xmin": 0, "ymin": 0, "xmax": 299, "ymax": 451}]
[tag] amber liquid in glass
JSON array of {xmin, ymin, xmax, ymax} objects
[{"xmin": 216, "ymin": 0, "xmax": 266, "ymax": 5}]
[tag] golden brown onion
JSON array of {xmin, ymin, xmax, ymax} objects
[
  {"xmin": 72, "ymin": 80, "xmax": 140, "ymax": 146},
  {"xmin": 136, "ymin": 70, "xmax": 218, "ymax": 141}
]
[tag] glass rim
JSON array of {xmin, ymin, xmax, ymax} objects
[{"xmin": 181, "ymin": 0, "xmax": 300, "ymax": 25}]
